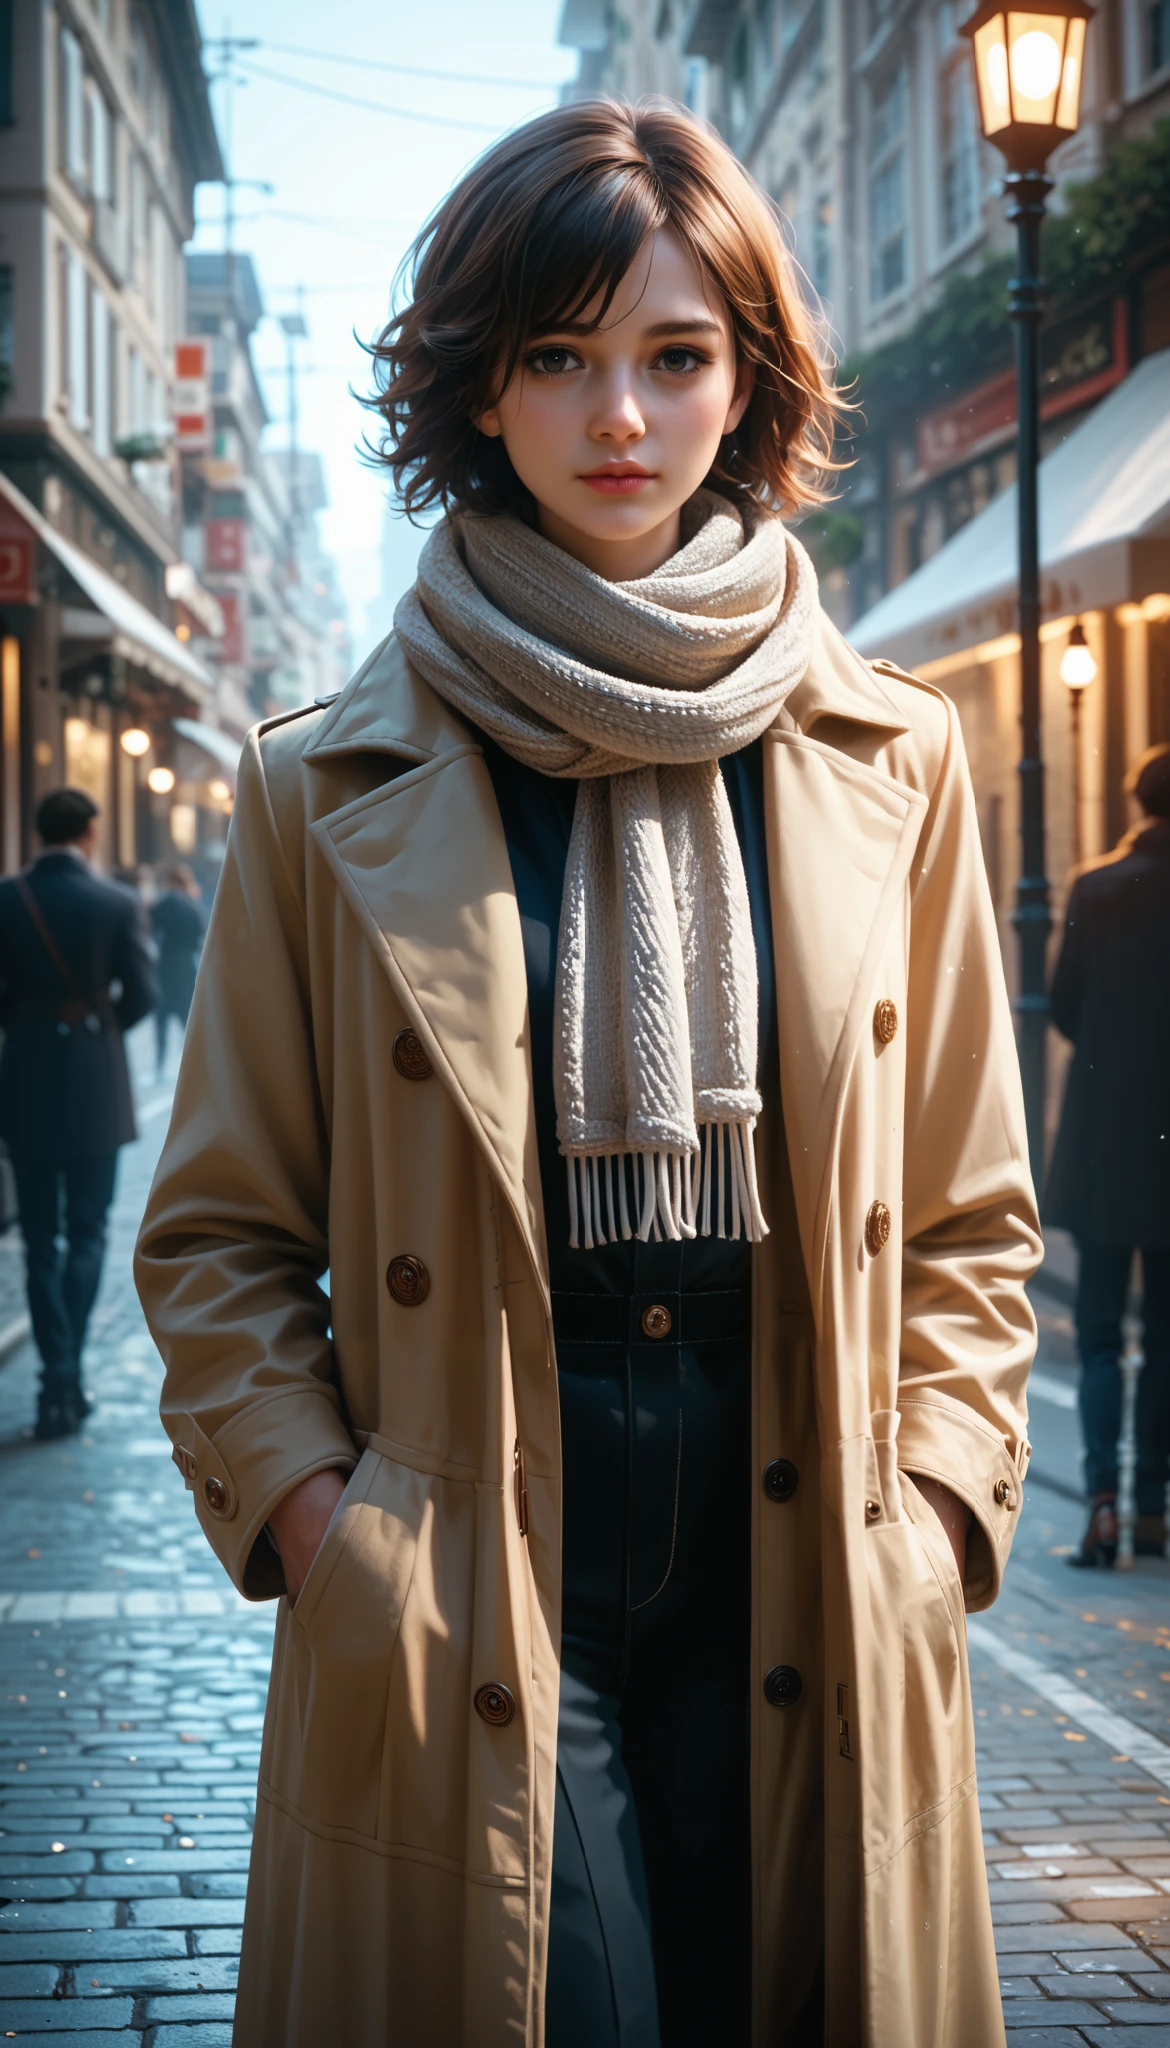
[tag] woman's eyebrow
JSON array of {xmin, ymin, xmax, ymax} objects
[{"xmin": 641, "ymin": 317, "xmax": 724, "ymax": 338}]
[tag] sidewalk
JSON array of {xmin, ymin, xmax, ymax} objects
[{"xmin": 1, "ymin": 1034, "xmax": 1169, "ymax": 2040}]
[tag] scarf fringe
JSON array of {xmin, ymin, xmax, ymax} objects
[{"xmin": 566, "ymin": 1123, "xmax": 766, "ymax": 1250}]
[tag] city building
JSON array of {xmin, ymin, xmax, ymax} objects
[{"xmin": 0, "ymin": 0, "xmax": 227, "ymax": 873}]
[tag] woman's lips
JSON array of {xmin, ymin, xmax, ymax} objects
[{"xmin": 579, "ymin": 469, "xmax": 655, "ymax": 494}]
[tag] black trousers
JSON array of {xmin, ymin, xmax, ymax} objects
[
  {"xmin": 1076, "ymin": 1241, "xmax": 1170, "ymax": 1511},
  {"xmin": 546, "ymin": 1239, "xmax": 752, "ymax": 2048},
  {"xmin": 12, "ymin": 1154, "xmax": 118, "ymax": 1394}
]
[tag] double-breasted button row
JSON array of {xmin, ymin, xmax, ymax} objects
[
  {"xmin": 864, "ymin": 1201, "xmax": 891, "ymax": 1257},
  {"xmin": 763, "ymin": 1458, "xmax": 798, "ymax": 1503},
  {"xmin": 873, "ymin": 998, "xmax": 898, "ymax": 1045},
  {"xmin": 763, "ymin": 1664, "xmax": 802, "ymax": 1709}
]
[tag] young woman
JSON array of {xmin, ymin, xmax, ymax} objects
[{"xmin": 136, "ymin": 99, "xmax": 1039, "ymax": 2048}]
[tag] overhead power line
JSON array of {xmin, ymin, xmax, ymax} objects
[
  {"xmin": 233, "ymin": 58, "xmax": 511, "ymax": 133},
  {"xmin": 260, "ymin": 40, "xmax": 564, "ymax": 92}
]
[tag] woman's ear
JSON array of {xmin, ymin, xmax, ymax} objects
[
  {"xmin": 476, "ymin": 403, "xmax": 503, "ymax": 440},
  {"xmin": 722, "ymin": 358, "xmax": 755, "ymax": 437}
]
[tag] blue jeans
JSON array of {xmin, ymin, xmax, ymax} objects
[
  {"xmin": 1075, "ymin": 1241, "xmax": 1170, "ymax": 1512},
  {"xmin": 13, "ymin": 1154, "xmax": 118, "ymax": 1395}
]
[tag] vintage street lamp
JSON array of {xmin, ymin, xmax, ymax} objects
[
  {"xmin": 1059, "ymin": 620, "xmax": 1097, "ymax": 865},
  {"xmin": 960, "ymin": 0, "xmax": 1094, "ymax": 1180}
]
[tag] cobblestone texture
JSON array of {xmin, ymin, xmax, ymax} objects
[{"xmin": 0, "ymin": 1022, "xmax": 1168, "ymax": 2038}]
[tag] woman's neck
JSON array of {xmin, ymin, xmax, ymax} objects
[{"xmin": 534, "ymin": 501, "xmax": 682, "ymax": 582}]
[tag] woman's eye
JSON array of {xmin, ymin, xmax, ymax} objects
[
  {"xmin": 655, "ymin": 346, "xmax": 706, "ymax": 375},
  {"xmin": 527, "ymin": 345, "xmax": 580, "ymax": 376}
]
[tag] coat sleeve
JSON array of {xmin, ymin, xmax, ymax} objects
[
  {"xmin": 134, "ymin": 731, "xmax": 358, "ymax": 1599},
  {"xmin": 1046, "ymin": 878, "xmax": 1085, "ymax": 1043},
  {"xmin": 112, "ymin": 893, "xmax": 159, "ymax": 1033},
  {"xmin": 894, "ymin": 694, "xmax": 1042, "ymax": 1610}
]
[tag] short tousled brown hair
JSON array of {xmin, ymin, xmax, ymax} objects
[{"xmin": 364, "ymin": 98, "xmax": 845, "ymax": 520}]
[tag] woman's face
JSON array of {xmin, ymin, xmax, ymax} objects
[{"xmin": 477, "ymin": 227, "xmax": 752, "ymax": 580}]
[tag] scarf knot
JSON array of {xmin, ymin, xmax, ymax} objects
[{"xmin": 394, "ymin": 490, "xmax": 817, "ymax": 1246}]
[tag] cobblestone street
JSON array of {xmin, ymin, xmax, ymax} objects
[{"xmin": 1, "ymin": 1029, "xmax": 1170, "ymax": 2041}]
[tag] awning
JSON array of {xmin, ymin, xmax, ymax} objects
[
  {"xmin": 0, "ymin": 467, "xmax": 213, "ymax": 701},
  {"xmin": 850, "ymin": 348, "xmax": 1170, "ymax": 672},
  {"xmin": 171, "ymin": 717, "xmax": 242, "ymax": 776}
]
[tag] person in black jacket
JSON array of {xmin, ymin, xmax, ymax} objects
[
  {"xmin": 1045, "ymin": 743, "xmax": 1170, "ymax": 1566},
  {"xmin": 150, "ymin": 864, "xmax": 204, "ymax": 1077},
  {"xmin": 0, "ymin": 788, "xmax": 156, "ymax": 1437}
]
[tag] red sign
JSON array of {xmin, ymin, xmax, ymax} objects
[
  {"xmin": 216, "ymin": 591, "xmax": 246, "ymax": 665},
  {"xmin": 0, "ymin": 534, "xmax": 33, "ymax": 603},
  {"xmin": 205, "ymin": 517, "xmax": 246, "ymax": 575},
  {"xmin": 916, "ymin": 370, "xmax": 1016, "ymax": 479},
  {"xmin": 172, "ymin": 339, "xmax": 210, "ymax": 452}
]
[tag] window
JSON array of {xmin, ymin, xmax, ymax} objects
[
  {"xmin": 870, "ymin": 65, "xmax": 908, "ymax": 303},
  {"xmin": 728, "ymin": 18, "xmax": 752, "ymax": 131},
  {"xmin": 0, "ymin": 1, "xmax": 14, "ymax": 127},
  {"xmin": 683, "ymin": 56, "xmax": 708, "ymax": 118},
  {"xmin": 939, "ymin": 54, "xmax": 978, "ymax": 245},
  {"xmin": 812, "ymin": 193, "xmax": 833, "ymax": 299},
  {"xmin": 90, "ymin": 287, "xmax": 111, "ymax": 455},
  {"xmin": 1151, "ymin": 0, "xmax": 1170, "ymax": 74},
  {"xmin": 129, "ymin": 343, "xmax": 145, "ymax": 433},
  {"xmin": 60, "ymin": 27, "xmax": 86, "ymax": 188},
  {"xmin": 65, "ymin": 248, "xmax": 88, "ymax": 428},
  {"xmin": 0, "ymin": 266, "xmax": 13, "ymax": 391},
  {"xmin": 87, "ymin": 83, "xmax": 115, "ymax": 207}
]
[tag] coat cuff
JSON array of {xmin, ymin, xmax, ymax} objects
[
  {"xmin": 167, "ymin": 1385, "xmax": 359, "ymax": 1600},
  {"xmin": 897, "ymin": 1392, "xmax": 1031, "ymax": 1611}
]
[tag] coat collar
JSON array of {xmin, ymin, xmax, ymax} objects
[{"xmin": 305, "ymin": 613, "xmax": 918, "ymax": 1320}]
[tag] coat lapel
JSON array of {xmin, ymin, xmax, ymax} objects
[
  {"xmin": 305, "ymin": 640, "xmax": 548, "ymax": 1303},
  {"xmin": 765, "ymin": 620, "xmax": 927, "ymax": 1318}
]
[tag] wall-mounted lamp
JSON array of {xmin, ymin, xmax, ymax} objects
[
  {"xmin": 120, "ymin": 727, "xmax": 151, "ymax": 758},
  {"xmin": 147, "ymin": 766, "xmax": 176, "ymax": 795}
]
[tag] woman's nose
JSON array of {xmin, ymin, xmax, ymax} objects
[{"xmin": 588, "ymin": 374, "xmax": 645, "ymax": 443}]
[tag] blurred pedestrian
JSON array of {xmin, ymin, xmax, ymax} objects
[
  {"xmin": 0, "ymin": 788, "xmax": 156, "ymax": 1438},
  {"xmin": 151, "ymin": 863, "xmax": 204, "ymax": 1077},
  {"xmin": 1045, "ymin": 742, "xmax": 1170, "ymax": 1567}
]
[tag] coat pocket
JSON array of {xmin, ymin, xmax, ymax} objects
[{"xmin": 263, "ymin": 1446, "xmax": 430, "ymax": 1839}]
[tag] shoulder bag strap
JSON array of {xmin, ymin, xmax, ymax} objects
[{"xmin": 15, "ymin": 874, "xmax": 83, "ymax": 999}]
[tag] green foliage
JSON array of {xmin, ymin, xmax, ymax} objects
[
  {"xmin": 844, "ymin": 119, "xmax": 1170, "ymax": 431},
  {"xmin": 797, "ymin": 509, "xmax": 864, "ymax": 572}
]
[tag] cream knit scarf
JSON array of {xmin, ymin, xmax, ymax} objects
[{"xmin": 394, "ymin": 489, "xmax": 817, "ymax": 1247}]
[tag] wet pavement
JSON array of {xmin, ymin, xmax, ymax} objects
[{"xmin": 0, "ymin": 1025, "xmax": 1168, "ymax": 2040}]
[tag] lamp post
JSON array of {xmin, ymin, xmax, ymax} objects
[
  {"xmin": 1060, "ymin": 619, "xmax": 1096, "ymax": 866},
  {"xmin": 960, "ymin": 1, "xmax": 1094, "ymax": 1181}
]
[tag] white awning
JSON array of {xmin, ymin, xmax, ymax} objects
[
  {"xmin": 850, "ymin": 348, "xmax": 1170, "ymax": 672},
  {"xmin": 171, "ymin": 717, "xmax": 242, "ymax": 776},
  {"xmin": 0, "ymin": 467, "xmax": 213, "ymax": 700}
]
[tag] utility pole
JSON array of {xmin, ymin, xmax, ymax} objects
[
  {"xmin": 202, "ymin": 28, "xmax": 271, "ymax": 319},
  {"xmin": 279, "ymin": 292, "xmax": 307, "ymax": 586}
]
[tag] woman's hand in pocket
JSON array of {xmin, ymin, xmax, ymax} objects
[{"xmin": 268, "ymin": 1468, "xmax": 349, "ymax": 1602}]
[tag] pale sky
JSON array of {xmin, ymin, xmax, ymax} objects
[{"xmin": 190, "ymin": 3, "xmax": 577, "ymax": 661}]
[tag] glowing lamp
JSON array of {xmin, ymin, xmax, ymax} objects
[
  {"xmin": 120, "ymin": 727, "xmax": 150, "ymax": 757},
  {"xmin": 1059, "ymin": 620, "xmax": 1097, "ymax": 690},
  {"xmin": 961, "ymin": 3, "xmax": 1093, "ymax": 170},
  {"xmin": 208, "ymin": 778, "xmax": 231, "ymax": 803},
  {"xmin": 147, "ymin": 766, "xmax": 176, "ymax": 795}
]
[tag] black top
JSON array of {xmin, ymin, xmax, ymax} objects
[
  {"xmin": 0, "ymin": 851, "xmax": 156, "ymax": 1161},
  {"xmin": 1044, "ymin": 817, "xmax": 1170, "ymax": 1247},
  {"xmin": 478, "ymin": 733, "xmax": 776, "ymax": 1292}
]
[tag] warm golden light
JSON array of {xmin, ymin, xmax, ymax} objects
[
  {"xmin": 147, "ymin": 766, "xmax": 176, "ymax": 794},
  {"xmin": 120, "ymin": 727, "xmax": 150, "ymax": 758},
  {"xmin": 1059, "ymin": 622, "xmax": 1097, "ymax": 690},
  {"xmin": 962, "ymin": 4, "xmax": 1093, "ymax": 164},
  {"xmin": 208, "ymin": 778, "xmax": 231, "ymax": 803}
]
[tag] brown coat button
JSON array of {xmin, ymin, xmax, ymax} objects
[
  {"xmin": 641, "ymin": 1303, "xmax": 672, "ymax": 1339},
  {"xmin": 386, "ymin": 1254, "xmax": 430, "ymax": 1306},
  {"xmin": 392, "ymin": 1028, "xmax": 433, "ymax": 1081},
  {"xmin": 763, "ymin": 1664, "xmax": 802, "ymax": 1709},
  {"xmin": 203, "ymin": 1476, "xmax": 229, "ymax": 1516},
  {"xmin": 874, "ymin": 998, "xmax": 898, "ymax": 1045},
  {"xmin": 993, "ymin": 1477, "xmax": 1017, "ymax": 1509},
  {"xmin": 864, "ymin": 1201, "xmax": 891, "ymax": 1257},
  {"xmin": 865, "ymin": 1498, "xmax": 881, "ymax": 1521},
  {"xmin": 474, "ymin": 1682, "xmax": 515, "ymax": 1727}
]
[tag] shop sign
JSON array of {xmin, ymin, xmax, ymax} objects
[
  {"xmin": 915, "ymin": 298, "xmax": 1128, "ymax": 483},
  {"xmin": 205, "ymin": 517, "xmax": 246, "ymax": 575},
  {"xmin": 172, "ymin": 340, "xmax": 211, "ymax": 451},
  {"xmin": 217, "ymin": 591, "xmax": 246, "ymax": 666},
  {"xmin": 0, "ymin": 533, "xmax": 34, "ymax": 603}
]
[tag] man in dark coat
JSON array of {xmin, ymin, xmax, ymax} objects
[
  {"xmin": 1045, "ymin": 743, "xmax": 1170, "ymax": 1566},
  {"xmin": 0, "ymin": 788, "xmax": 156, "ymax": 1437}
]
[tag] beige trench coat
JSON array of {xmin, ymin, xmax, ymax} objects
[{"xmin": 135, "ymin": 612, "xmax": 1040, "ymax": 2048}]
